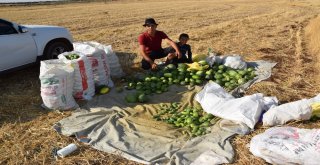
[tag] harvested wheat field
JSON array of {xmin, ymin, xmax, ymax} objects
[{"xmin": 1, "ymin": 0, "xmax": 320, "ymax": 164}]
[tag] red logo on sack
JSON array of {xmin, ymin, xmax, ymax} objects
[
  {"xmin": 88, "ymin": 57, "xmax": 99, "ymax": 68},
  {"xmin": 78, "ymin": 60, "xmax": 88, "ymax": 91}
]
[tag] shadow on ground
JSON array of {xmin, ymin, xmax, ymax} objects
[
  {"xmin": 0, "ymin": 64, "xmax": 50, "ymax": 125},
  {"xmin": 115, "ymin": 51, "xmax": 141, "ymax": 74}
]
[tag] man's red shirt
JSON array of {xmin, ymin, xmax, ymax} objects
[{"xmin": 138, "ymin": 30, "xmax": 168, "ymax": 54}]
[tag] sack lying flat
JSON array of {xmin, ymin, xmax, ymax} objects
[
  {"xmin": 263, "ymin": 94, "xmax": 320, "ymax": 126},
  {"xmin": 250, "ymin": 127, "xmax": 320, "ymax": 165},
  {"xmin": 206, "ymin": 53, "xmax": 247, "ymax": 70},
  {"xmin": 195, "ymin": 82, "xmax": 278, "ymax": 130}
]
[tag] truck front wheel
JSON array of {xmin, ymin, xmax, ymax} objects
[{"xmin": 44, "ymin": 41, "xmax": 72, "ymax": 60}]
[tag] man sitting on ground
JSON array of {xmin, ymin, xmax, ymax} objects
[{"xmin": 138, "ymin": 18, "xmax": 182, "ymax": 70}]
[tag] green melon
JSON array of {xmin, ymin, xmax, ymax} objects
[
  {"xmin": 164, "ymin": 73, "xmax": 172, "ymax": 78},
  {"xmin": 138, "ymin": 93, "xmax": 148, "ymax": 103},
  {"xmin": 198, "ymin": 60, "xmax": 208, "ymax": 66},
  {"xmin": 125, "ymin": 93, "xmax": 137, "ymax": 103},
  {"xmin": 167, "ymin": 64, "xmax": 176, "ymax": 70}
]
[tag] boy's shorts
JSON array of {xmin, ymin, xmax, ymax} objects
[{"xmin": 141, "ymin": 47, "xmax": 174, "ymax": 70}]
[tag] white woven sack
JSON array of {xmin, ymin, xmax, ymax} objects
[
  {"xmin": 223, "ymin": 55, "xmax": 247, "ymax": 70},
  {"xmin": 58, "ymin": 51, "xmax": 95, "ymax": 100},
  {"xmin": 263, "ymin": 94, "xmax": 320, "ymax": 126},
  {"xmin": 73, "ymin": 42, "xmax": 114, "ymax": 87},
  {"xmin": 88, "ymin": 42, "xmax": 124, "ymax": 78},
  {"xmin": 250, "ymin": 127, "xmax": 320, "ymax": 165},
  {"xmin": 39, "ymin": 59, "xmax": 78, "ymax": 110},
  {"xmin": 87, "ymin": 55, "xmax": 108, "ymax": 86}
]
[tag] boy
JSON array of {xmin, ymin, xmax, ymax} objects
[{"xmin": 166, "ymin": 33, "xmax": 193, "ymax": 65}]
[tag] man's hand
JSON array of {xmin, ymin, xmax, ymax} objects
[
  {"xmin": 176, "ymin": 51, "xmax": 182, "ymax": 59},
  {"xmin": 151, "ymin": 62, "xmax": 158, "ymax": 70},
  {"xmin": 139, "ymin": 44, "xmax": 157, "ymax": 70},
  {"xmin": 165, "ymin": 38, "xmax": 182, "ymax": 59}
]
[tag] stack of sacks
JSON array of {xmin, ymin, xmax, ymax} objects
[
  {"xmin": 73, "ymin": 42, "xmax": 114, "ymax": 87},
  {"xmin": 86, "ymin": 41, "xmax": 124, "ymax": 78},
  {"xmin": 58, "ymin": 51, "xmax": 95, "ymax": 100}
]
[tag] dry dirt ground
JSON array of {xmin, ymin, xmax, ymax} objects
[{"xmin": 1, "ymin": 0, "xmax": 320, "ymax": 164}]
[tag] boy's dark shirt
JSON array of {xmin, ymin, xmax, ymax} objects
[{"xmin": 177, "ymin": 42, "xmax": 192, "ymax": 63}]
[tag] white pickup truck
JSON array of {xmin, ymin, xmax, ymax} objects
[{"xmin": 0, "ymin": 18, "xmax": 74, "ymax": 73}]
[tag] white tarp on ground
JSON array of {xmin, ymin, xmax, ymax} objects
[
  {"xmin": 54, "ymin": 60, "xmax": 276, "ymax": 164},
  {"xmin": 231, "ymin": 60, "xmax": 277, "ymax": 97}
]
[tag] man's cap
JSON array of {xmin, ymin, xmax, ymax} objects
[{"xmin": 143, "ymin": 18, "xmax": 158, "ymax": 26}]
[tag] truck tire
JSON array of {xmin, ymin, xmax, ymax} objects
[{"xmin": 44, "ymin": 41, "xmax": 72, "ymax": 60}]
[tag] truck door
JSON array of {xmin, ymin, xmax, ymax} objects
[{"xmin": 0, "ymin": 19, "xmax": 37, "ymax": 72}]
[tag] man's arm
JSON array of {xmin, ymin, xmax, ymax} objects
[
  {"xmin": 164, "ymin": 38, "xmax": 182, "ymax": 58},
  {"xmin": 139, "ymin": 44, "xmax": 157, "ymax": 69},
  {"xmin": 187, "ymin": 45, "xmax": 193, "ymax": 63}
]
